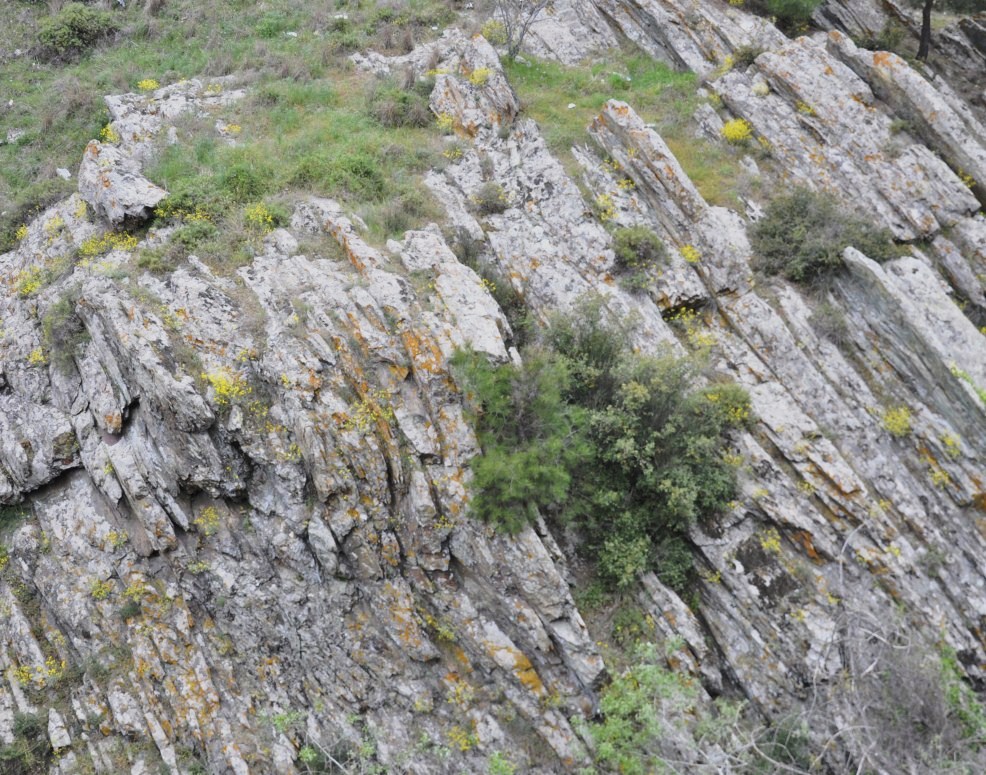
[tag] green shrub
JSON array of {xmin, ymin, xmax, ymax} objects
[
  {"xmin": 0, "ymin": 179, "xmax": 75, "ymax": 253},
  {"xmin": 0, "ymin": 712, "xmax": 52, "ymax": 775},
  {"xmin": 371, "ymin": 187, "xmax": 437, "ymax": 238},
  {"xmin": 455, "ymin": 303, "xmax": 751, "ymax": 591},
  {"xmin": 752, "ymin": 0, "xmax": 823, "ymax": 30},
  {"xmin": 584, "ymin": 644, "xmax": 700, "ymax": 774},
  {"xmin": 612, "ymin": 226, "xmax": 667, "ymax": 291},
  {"xmin": 118, "ymin": 599, "xmax": 142, "ymax": 621},
  {"xmin": 219, "ymin": 152, "xmax": 275, "ymax": 202},
  {"xmin": 368, "ymin": 81, "xmax": 432, "ymax": 129},
  {"xmin": 453, "ymin": 347, "xmax": 586, "ymax": 534},
  {"xmin": 613, "ymin": 226, "xmax": 667, "ymax": 270},
  {"xmin": 37, "ymin": 3, "xmax": 118, "ymax": 58},
  {"xmin": 472, "ymin": 182, "xmax": 511, "ymax": 215},
  {"xmin": 173, "ymin": 219, "xmax": 219, "ymax": 250},
  {"xmin": 255, "ymin": 12, "xmax": 291, "ymax": 38},
  {"xmin": 42, "ymin": 293, "xmax": 89, "ymax": 373},
  {"xmin": 751, "ymin": 188, "xmax": 899, "ymax": 283},
  {"xmin": 0, "ymin": 504, "xmax": 31, "ymax": 529},
  {"xmin": 810, "ymin": 302, "xmax": 851, "ymax": 349}
]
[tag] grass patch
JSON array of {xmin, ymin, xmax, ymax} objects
[
  {"xmin": 502, "ymin": 51, "xmax": 746, "ymax": 207},
  {"xmin": 144, "ymin": 67, "xmax": 446, "ymax": 266},
  {"xmin": 0, "ymin": 0, "xmax": 456, "ymax": 253}
]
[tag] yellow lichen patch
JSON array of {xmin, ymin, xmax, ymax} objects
[
  {"xmin": 512, "ymin": 650, "xmax": 545, "ymax": 696},
  {"xmin": 401, "ymin": 328, "xmax": 445, "ymax": 374}
]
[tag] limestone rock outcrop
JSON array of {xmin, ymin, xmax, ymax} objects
[{"xmin": 3, "ymin": 3, "xmax": 986, "ymax": 773}]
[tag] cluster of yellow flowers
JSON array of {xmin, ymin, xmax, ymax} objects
[
  {"xmin": 99, "ymin": 123, "xmax": 121, "ymax": 144},
  {"xmin": 594, "ymin": 192, "xmax": 617, "ymax": 223},
  {"xmin": 468, "ymin": 67, "xmax": 492, "ymax": 87},
  {"xmin": 244, "ymin": 202, "xmax": 275, "ymax": 234},
  {"xmin": 436, "ymin": 112, "xmax": 455, "ymax": 134},
  {"xmin": 194, "ymin": 506, "xmax": 222, "ymax": 536},
  {"xmin": 721, "ymin": 118, "xmax": 753, "ymax": 144},
  {"xmin": 881, "ymin": 406, "xmax": 912, "ymax": 438},
  {"xmin": 201, "ymin": 368, "xmax": 252, "ymax": 407},
  {"xmin": 679, "ymin": 244, "xmax": 701, "ymax": 263},
  {"xmin": 79, "ymin": 231, "xmax": 139, "ymax": 258},
  {"xmin": 15, "ymin": 266, "xmax": 49, "ymax": 297}
]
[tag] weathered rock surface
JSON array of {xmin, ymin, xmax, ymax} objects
[
  {"xmin": 4, "ymin": 2, "xmax": 986, "ymax": 773},
  {"xmin": 77, "ymin": 141, "xmax": 167, "ymax": 225},
  {"xmin": 714, "ymin": 35, "xmax": 979, "ymax": 240},
  {"xmin": 593, "ymin": 0, "xmax": 787, "ymax": 76}
]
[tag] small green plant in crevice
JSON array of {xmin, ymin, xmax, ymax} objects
[
  {"xmin": 41, "ymin": 293, "xmax": 89, "ymax": 373},
  {"xmin": 487, "ymin": 751, "xmax": 517, "ymax": 775},
  {"xmin": 0, "ymin": 504, "xmax": 31, "ymax": 531},
  {"xmin": 746, "ymin": 0, "xmax": 823, "ymax": 34},
  {"xmin": 612, "ymin": 225, "xmax": 667, "ymax": 290},
  {"xmin": 950, "ymin": 364, "xmax": 986, "ymax": 405},
  {"xmin": 453, "ymin": 300, "xmax": 751, "ymax": 592},
  {"xmin": 751, "ymin": 187, "xmax": 899, "ymax": 284},
  {"xmin": 809, "ymin": 301, "xmax": 852, "ymax": 350},
  {"xmin": 940, "ymin": 643, "xmax": 986, "ymax": 741},
  {"xmin": 471, "ymin": 182, "xmax": 511, "ymax": 216}
]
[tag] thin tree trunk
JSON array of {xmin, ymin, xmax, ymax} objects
[{"xmin": 917, "ymin": 0, "xmax": 934, "ymax": 61}]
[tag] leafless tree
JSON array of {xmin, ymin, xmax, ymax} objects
[{"xmin": 492, "ymin": 0, "xmax": 553, "ymax": 60}]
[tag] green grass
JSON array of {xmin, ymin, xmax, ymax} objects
[
  {"xmin": 143, "ymin": 67, "xmax": 445, "ymax": 267},
  {"xmin": 503, "ymin": 52, "xmax": 748, "ymax": 208},
  {"xmin": 0, "ymin": 0, "xmax": 456, "ymax": 252}
]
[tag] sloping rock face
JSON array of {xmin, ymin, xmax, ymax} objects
[
  {"xmin": 3, "ymin": 6, "xmax": 986, "ymax": 775},
  {"xmin": 1, "ymin": 79, "xmax": 603, "ymax": 774},
  {"xmin": 387, "ymin": 24, "xmax": 986, "ymax": 773},
  {"xmin": 592, "ymin": 0, "xmax": 787, "ymax": 76}
]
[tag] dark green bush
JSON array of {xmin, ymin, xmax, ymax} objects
[
  {"xmin": 454, "ymin": 303, "xmax": 751, "ymax": 591},
  {"xmin": 756, "ymin": 0, "xmax": 823, "ymax": 28},
  {"xmin": 0, "ymin": 712, "xmax": 52, "ymax": 775},
  {"xmin": 751, "ymin": 188, "xmax": 899, "ymax": 283},
  {"xmin": 452, "ymin": 348, "xmax": 586, "ymax": 534},
  {"xmin": 219, "ymin": 153, "xmax": 275, "ymax": 202},
  {"xmin": 613, "ymin": 226, "xmax": 667, "ymax": 270},
  {"xmin": 42, "ymin": 293, "xmax": 89, "ymax": 373},
  {"xmin": 38, "ymin": 3, "xmax": 118, "ymax": 58},
  {"xmin": 612, "ymin": 226, "xmax": 667, "ymax": 291},
  {"xmin": 173, "ymin": 220, "xmax": 219, "ymax": 250}
]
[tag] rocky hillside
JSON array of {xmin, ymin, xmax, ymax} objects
[{"xmin": 1, "ymin": 0, "xmax": 985, "ymax": 773}]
